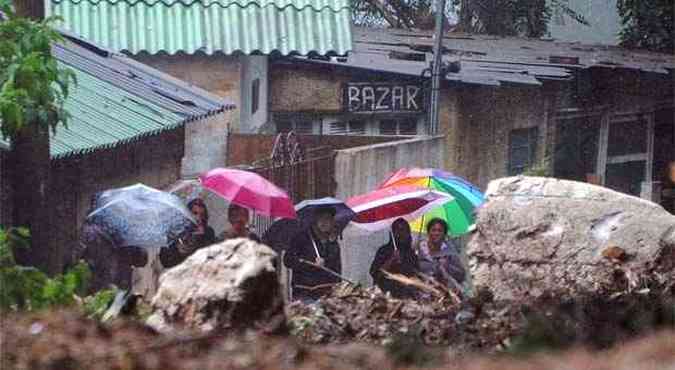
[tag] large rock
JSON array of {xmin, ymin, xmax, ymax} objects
[
  {"xmin": 147, "ymin": 238, "xmax": 286, "ymax": 334},
  {"xmin": 468, "ymin": 177, "xmax": 675, "ymax": 302}
]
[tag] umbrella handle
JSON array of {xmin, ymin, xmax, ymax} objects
[
  {"xmin": 391, "ymin": 230, "xmax": 398, "ymax": 252},
  {"xmin": 310, "ymin": 235, "xmax": 321, "ymax": 260}
]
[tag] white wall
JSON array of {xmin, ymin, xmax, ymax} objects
[
  {"xmin": 547, "ymin": 0, "xmax": 621, "ymax": 45},
  {"xmin": 181, "ymin": 111, "xmax": 231, "ymax": 178},
  {"xmin": 240, "ymin": 55, "xmax": 269, "ymax": 133}
]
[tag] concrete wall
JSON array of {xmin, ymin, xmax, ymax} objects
[
  {"xmin": 334, "ymin": 136, "xmax": 445, "ymax": 285},
  {"xmin": 181, "ymin": 111, "xmax": 231, "ymax": 178},
  {"xmin": 240, "ymin": 56, "xmax": 269, "ymax": 133}
]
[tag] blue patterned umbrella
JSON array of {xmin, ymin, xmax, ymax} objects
[{"xmin": 84, "ymin": 184, "xmax": 196, "ymax": 248}]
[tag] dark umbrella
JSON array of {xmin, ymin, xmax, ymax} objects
[
  {"xmin": 262, "ymin": 198, "xmax": 355, "ymax": 252},
  {"xmin": 295, "ymin": 197, "xmax": 355, "ymax": 233},
  {"xmin": 84, "ymin": 184, "xmax": 196, "ymax": 248}
]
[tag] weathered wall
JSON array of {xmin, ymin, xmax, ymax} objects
[
  {"xmin": 270, "ymin": 61, "xmax": 424, "ymax": 113},
  {"xmin": 50, "ymin": 128, "xmax": 185, "ymax": 271},
  {"xmin": 182, "ymin": 111, "xmax": 232, "ymax": 178},
  {"xmin": 132, "ymin": 53, "xmax": 242, "ymax": 129},
  {"xmin": 240, "ymin": 56, "xmax": 269, "ymax": 133},
  {"xmin": 226, "ymin": 133, "xmax": 399, "ymax": 166},
  {"xmin": 0, "ymin": 150, "xmax": 13, "ymax": 227},
  {"xmin": 334, "ymin": 136, "xmax": 446, "ymax": 285},
  {"xmin": 270, "ymin": 63, "xmax": 348, "ymax": 112},
  {"xmin": 455, "ymin": 85, "xmax": 551, "ymax": 190}
]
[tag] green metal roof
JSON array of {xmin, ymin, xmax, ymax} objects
[
  {"xmin": 0, "ymin": 35, "xmax": 230, "ymax": 158},
  {"xmin": 48, "ymin": 0, "xmax": 353, "ymax": 56}
]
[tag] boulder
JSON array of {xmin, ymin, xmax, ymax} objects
[
  {"xmin": 468, "ymin": 176, "xmax": 675, "ymax": 302},
  {"xmin": 147, "ymin": 238, "xmax": 286, "ymax": 334}
]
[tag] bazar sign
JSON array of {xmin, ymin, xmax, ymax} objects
[{"xmin": 344, "ymin": 83, "xmax": 424, "ymax": 113}]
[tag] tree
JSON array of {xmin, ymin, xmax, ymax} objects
[
  {"xmin": 0, "ymin": 0, "xmax": 75, "ymax": 273},
  {"xmin": 617, "ymin": 0, "xmax": 674, "ymax": 53},
  {"xmin": 353, "ymin": 0, "xmax": 587, "ymax": 37}
]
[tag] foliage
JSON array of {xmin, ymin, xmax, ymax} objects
[
  {"xmin": 352, "ymin": 0, "xmax": 588, "ymax": 37},
  {"xmin": 452, "ymin": 0, "xmax": 588, "ymax": 37},
  {"xmin": 0, "ymin": 0, "xmax": 76, "ymax": 140},
  {"xmin": 83, "ymin": 288, "xmax": 118, "ymax": 320},
  {"xmin": 0, "ymin": 227, "xmax": 91, "ymax": 311},
  {"xmin": 617, "ymin": 0, "xmax": 674, "ymax": 53}
]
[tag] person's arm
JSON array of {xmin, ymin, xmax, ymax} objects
[
  {"xmin": 370, "ymin": 246, "xmax": 389, "ymax": 281},
  {"xmin": 443, "ymin": 254, "xmax": 466, "ymax": 283},
  {"xmin": 325, "ymin": 243, "xmax": 341, "ymax": 275},
  {"xmin": 283, "ymin": 236, "xmax": 305, "ymax": 270},
  {"xmin": 159, "ymin": 241, "xmax": 186, "ymax": 268}
]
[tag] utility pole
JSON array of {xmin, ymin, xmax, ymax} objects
[{"xmin": 428, "ymin": 0, "xmax": 446, "ymax": 135}]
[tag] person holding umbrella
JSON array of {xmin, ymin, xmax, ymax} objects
[
  {"xmin": 160, "ymin": 198, "xmax": 216, "ymax": 268},
  {"xmin": 283, "ymin": 206, "xmax": 342, "ymax": 302},
  {"xmin": 369, "ymin": 218, "xmax": 419, "ymax": 299},
  {"xmin": 78, "ymin": 222, "xmax": 149, "ymax": 293},
  {"xmin": 219, "ymin": 203, "xmax": 261, "ymax": 242}
]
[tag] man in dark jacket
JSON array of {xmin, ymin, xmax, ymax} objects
[
  {"xmin": 283, "ymin": 206, "xmax": 341, "ymax": 302},
  {"xmin": 370, "ymin": 218, "xmax": 418, "ymax": 299}
]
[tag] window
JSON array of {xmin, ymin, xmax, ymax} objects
[
  {"xmin": 276, "ymin": 118, "xmax": 315, "ymax": 135},
  {"xmin": 553, "ymin": 116, "xmax": 600, "ymax": 182},
  {"xmin": 251, "ymin": 78, "xmax": 260, "ymax": 115},
  {"xmin": 329, "ymin": 120, "xmax": 366, "ymax": 135},
  {"xmin": 508, "ymin": 127, "xmax": 538, "ymax": 176},
  {"xmin": 378, "ymin": 118, "xmax": 418, "ymax": 136}
]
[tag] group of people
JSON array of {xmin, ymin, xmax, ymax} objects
[
  {"xmin": 282, "ymin": 206, "xmax": 466, "ymax": 302},
  {"xmin": 79, "ymin": 197, "xmax": 466, "ymax": 303},
  {"xmin": 78, "ymin": 198, "xmax": 260, "ymax": 293}
]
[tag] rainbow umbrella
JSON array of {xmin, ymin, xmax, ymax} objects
[{"xmin": 378, "ymin": 168, "xmax": 485, "ymax": 236}]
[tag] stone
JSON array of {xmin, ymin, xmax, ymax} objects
[
  {"xmin": 147, "ymin": 238, "xmax": 286, "ymax": 334},
  {"xmin": 467, "ymin": 176, "xmax": 675, "ymax": 302}
]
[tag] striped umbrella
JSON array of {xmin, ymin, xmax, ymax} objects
[
  {"xmin": 378, "ymin": 168, "xmax": 485, "ymax": 236},
  {"xmin": 346, "ymin": 186, "xmax": 453, "ymax": 232}
]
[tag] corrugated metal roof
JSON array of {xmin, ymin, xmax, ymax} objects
[
  {"xmin": 294, "ymin": 27, "xmax": 675, "ymax": 87},
  {"xmin": 0, "ymin": 33, "xmax": 233, "ymax": 158},
  {"xmin": 48, "ymin": 0, "xmax": 353, "ymax": 56}
]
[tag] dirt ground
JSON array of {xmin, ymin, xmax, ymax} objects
[
  {"xmin": 2, "ymin": 309, "xmax": 674, "ymax": 370},
  {"xmin": 2, "ymin": 282, "xmax": 674, "ymax": 370}
]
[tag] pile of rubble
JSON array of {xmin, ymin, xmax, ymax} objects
[{"xmin": 287, "ymin": 282, "xmax": 522, "ymax": 350}]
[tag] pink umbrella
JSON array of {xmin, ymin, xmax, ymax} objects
[
  {"xmin": 199, "ymin": 168, "xmax": 296, "ymax": 219},
  {"xmin": 346, "ymin": 185, "xmax": 452, "ymax": 231}
]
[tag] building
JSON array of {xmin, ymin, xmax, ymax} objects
[
  {"xmin": 47, "ymin": 0, "xmax": 353, "ymax": 134},
  {"xmin": 0, "ymin": 32, "xmax": 234, "ymax": 270},
  {"xmin": 267, "ymin": 27, "xmax": 675, "ymax": 211}
]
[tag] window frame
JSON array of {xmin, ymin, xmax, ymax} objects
[{"xmin": 508, "ymin": 127, "xmax": 539, "ymax": 176}]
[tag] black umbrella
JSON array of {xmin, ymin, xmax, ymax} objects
[
  {"xmin": 262, "ymin": 198, "xmax": 355, "ymax": 251},
  {"xmin": 83, "ymin": 183, "xmax": 196, "ymax": 248}
]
